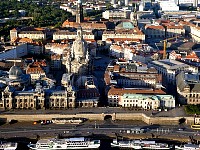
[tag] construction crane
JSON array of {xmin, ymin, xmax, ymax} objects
[{"xmin": 160, "ymin": 35, "xmax": 180, "ymax": 59}]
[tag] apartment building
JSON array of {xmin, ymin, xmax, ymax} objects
[
  {"xmin": 53, "ymin": 30, "xmax": 94, "ymax": 40},
  {"xmin": 102, "ymin": 28, "xmax": 145, "ymax": 42},
  {"xmin": 107, "ymin": 86, "xmax": 166, "ymax": 106},
  {"xmin": 179, "ymin": 20, "xmax": 200, "ymax": 42},
  {"xmin": 10, "ymin": 27, "xmax": 53, "ymax": 41},
  {"xmin": 145, "ymin": 25, "xmax": 165, "ymax": 38},
  {"xmin": 102, "ymin": 10, "xmax": 131, "ymax": 19},
  {"xmin": 119, "ymin": 93, "xmax": 175, "ymax": 109}
]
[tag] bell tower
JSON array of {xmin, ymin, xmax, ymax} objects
[{"xmin": 76, "ymin": 0, "xmax": 83, "ymax": 23}]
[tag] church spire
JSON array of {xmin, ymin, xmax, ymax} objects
[{"xmin": 76, "ymin": 0, "xmax": 83, "ymax": 23}]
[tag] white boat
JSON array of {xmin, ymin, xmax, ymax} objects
[
  {"xmin": 28, "ymin": 137, "xmax": 100, "ymax": 150},
  {"xmin": 111, "ymin": 139, "xmax": 143, "ymax": 149},
  {"xmin": 142, "ymin": 142, "xmax": 172, "ymax": 149},
  {"xmin": 0, "ymin": 141, "xmax": 18, "ymax": 150},
  {"xmin": 111, "ymin": 139, "xmax": 172, "ymax": 150},
  {"xmin": 52, "ymin": 118, "xmax": 84, "ymax": 124},
  {"xmin": 175, "ymin": 143, "xmax": 200, "ymax": 150}
]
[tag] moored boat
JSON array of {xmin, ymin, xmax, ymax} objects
[
  {"xmin": 28, "ymin": 137, "xmax": 100, "ymax": 150},
  {"xmin": 111, "ymin": 139, "xmax": 142, "ymax": 149},
  {"xmin": 111, "ymin": 139, "xmax": 172, "ymax": 150},
  {"xmin": 0, "ymin": 141, "xmax": 18, "ymax": 150},
  {"xmin": 142, "ymin": 142, "xmax": 172, "ymax": 150},
  {"xmin": 175, "ymin": 143, "xmax": 200, "ymax": 150}
]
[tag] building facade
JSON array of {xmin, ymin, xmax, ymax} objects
[
  {"xmin": 102, "ymin": 28, "xmax": 145, "ymax": 42},
  {"xmin": 107, "ymin": 86, "xmax": 166, "ymax": 106},
  {"xmin": 0, "ymin": 43, "xmax": 28, "ymax": 60},
  {"xmin": 119, "ymin": 93, "xmax": 175, "ymax": 109},
  {"xmin": 149, "ymin": 59, "xmax": 197, "ymax": 85},
  {"xmin": 65, "ymin": 27, "xmax": 89, "ymax": 75},
  {"xmin": 176, "ymin": 72, "xmax": 200, "ymax": 105}
]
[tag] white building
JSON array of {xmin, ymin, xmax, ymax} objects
[
  {"xmin": 165, "ymin": 25, "xmax": 185, "ymax": 37},
  {"xmin": 102, "ymin": 10, "xmax": 131, "ymax": 19},
  {"xmin": 107, "ymin": 86, "xmax": 166, "ymax": 106},
  {"xmin": 149, "ymin": 59, "xmax": 197, "ymax": 85},
  {"xmin": 111, "ymin": 0, "xmax": 116, "ymax": 5},
  {"xmin": 119, "ymin": 93, "xmax": 175, "ymax": 109},
  {"xmin": 156, "ymin": 0, "xmax": 179, "ymax": 11},
  {"xmin": 18, "ymin": 31, "xmax": 46, "ymax": 40},
  {"xmin": 45, "ymin": 43, "xmax": 70, "ymax": 55},
  {"xmin": 177, "ymin": 0, "xmax": 198, "ymax": 7},
  {"xmin": 139, "ymin": 2, "xmax": 144, "ymax": 11},
  {"xmin": 125, "ymin": 0, "xmax": 129, "ymax": 6},
  {"xmin": 53, "ymin": 31, "xmax": 94, "ymax": 41}
]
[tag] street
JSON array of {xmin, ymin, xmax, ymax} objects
[{"xmin": 0, "ymin": 118, "xmax": 198, "ymax": 141}]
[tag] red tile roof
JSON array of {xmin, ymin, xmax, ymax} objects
[{"xmin": 108, "ymin": 86, "xmax": 166, "ymax": 96}]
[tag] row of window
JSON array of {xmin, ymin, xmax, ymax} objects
[
  {"xmin": 189, "ymin": 99, "xmax": 200, "ymax": 103},
  {"xmin": 186, "ymin": 94, "xmax": 200, "ymax": 98}
]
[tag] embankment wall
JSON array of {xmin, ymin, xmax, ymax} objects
[{"xmin": 0, "ymin": 113, "xmax": 194, "ymax": 125}]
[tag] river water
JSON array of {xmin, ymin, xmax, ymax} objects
[{"xmin": 4, "ymin": 137, "xmax": 181, "ymax": 150}]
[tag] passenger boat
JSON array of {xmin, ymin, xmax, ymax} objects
[
  {"xmin": 142, "ymin": 142, "xmax": 172, "ymax": 149},
  {"xmin": 0, "ymin": 141, "xmax": 18, "ymax": 150},
  {"xmin": 175, "ymin": 143, "xmax": 200, "ymax": 150},
  {"xmin": 28, "ymin": 137, "xmax": 100, "ymax": 150},
  {"xmin": 111, "ymin": 139, "xmax": 142, "ymax": 149},
  {"xmin": 111, "ymin": 139, "xmax": 172, "ymax": 149},
  {"xmin": 52, "ymin": 118, "xmax": 84, "ymax": 124}
]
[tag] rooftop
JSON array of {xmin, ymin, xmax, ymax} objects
[
  {"xmin": 151, "ymin": 59, "xmax": 190, "ymax": 70},
  {"xmin": 108, "ymin": 86, "xmax": 166, "ymax": 95}
]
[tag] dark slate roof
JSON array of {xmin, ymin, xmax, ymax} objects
[
  {"xmin": 126, "ymin": 64, "xmax": 137, "ymax": 72},
  {"xmin": 190, "ymin": 83, "xmax": 200, "ymax": 92},
  {"xmin": 176, "ymin": 72, "xmax": 189, "ymax": 92}
]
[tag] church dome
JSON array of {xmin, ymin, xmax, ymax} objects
[
  {"xmin": 72, "ymin": 28, "xmax": 87, "ymax": 60},
  {"xmin": 9, "ymin": 65, "xmax": 23, "ymax": 80}
]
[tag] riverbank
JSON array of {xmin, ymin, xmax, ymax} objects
[{"xmin": 1, "ymin": 131, "xmax": 199, "ymax": 144}]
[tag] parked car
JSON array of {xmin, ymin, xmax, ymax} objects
[
  {"xmin": 41, "ymin": 120, "xmax": 52, "ymax": 125},
  {"xmin": 178, "ymin": 127, "xmax": 185, "ymax": 131}
]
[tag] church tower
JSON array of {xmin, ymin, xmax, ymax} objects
[
  {"xmin": 133, "ymin": 3, "xmax": 138, "ymax": 26},
  {"xmin": 72, "ymin": 27, "xmax": 86, "ymax": 60},
  {"xmin": 76, "ymin": 0, "xmax": 83, "ymax": 23},
  {"xmin": 66, "ymin": 27, "xmax": 89, "ymax": 75}
]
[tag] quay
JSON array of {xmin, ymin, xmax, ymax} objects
[{"xmin": 0, "ymin": 112, "xmax": 195, "ymax": 125}]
